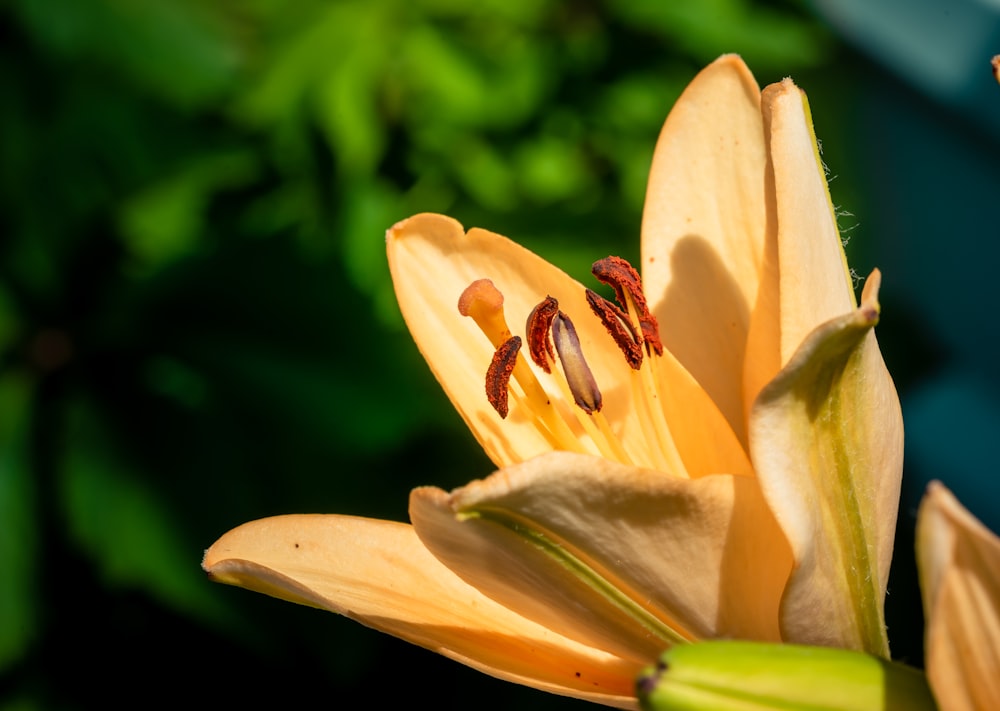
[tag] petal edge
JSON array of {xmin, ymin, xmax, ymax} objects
[{"xmin": 203, "ymin": 514, "xmax": 641, "ymax": 708}]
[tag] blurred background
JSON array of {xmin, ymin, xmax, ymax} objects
[{"xmin": 1, "ymin": 0, "xmax": 998, "ymax": 708}]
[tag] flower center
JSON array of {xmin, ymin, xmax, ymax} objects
[{"xmin": 459, "ymin": 257, "xmax": 688, "ymax": 477}]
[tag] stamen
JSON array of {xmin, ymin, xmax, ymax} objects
[
  {"xmin": 551, "ymin": 313, "xmax": 602, "ymax": 414},
  {"xmin": 585, "ymin": 289, "xmax": 643, "ymax": 370},
  {"xmin": 592, "ymin": 256, "xmax": 663, "ymax": 356},
  {"xmin": 485, "ymin": 336, "xmax": 521, "ymax": 419},
  {"xmin": 526, "ymin": 296, "xmax": 558, "ymax": 373},
  {"xmin": 459, "ymin": 281, "xmax": 628, "ymax": 461},
  {"xmin": 460, "ymin": 281, "xmax": 583, "ymax": 442},
  {"xmin": 459, "ymin": 279, "xmax": 512, "ymax": 348}
]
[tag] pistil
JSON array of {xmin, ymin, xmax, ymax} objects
[
  {"xmin": 458, "ymin": 279, "xmax": 513, "ymax": 348},
  {"xmin": 459, "ymin": 281, "xmax": 587, "ymax": 453}
]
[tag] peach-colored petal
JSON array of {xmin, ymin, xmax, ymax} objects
[
  {"xmin": 202, "ymin": 514, "xmax": 641, "ymax": 708},
  {"xmin": 650, "ymin": 349, "xmax": 753, "ymax": 480},
  {"xmin": 750, "ymin": 272, "xmax": 901, "ymax": 655},
  {"xmin": 744, "ymin": 78, "xmax": 857, "ymax": 421},
  {"xmin": 917, "ymin": 482, "xmax": 1000, "ymax": 711},
  {"xmin": 641, "ymin": 54, "xmax": 767, "ymax": 442},
  {"xmin": 410, "ymin": 451, "xmax": 791, "ymax": 664},
  {"xmin": 765, "ymin": 78, "xmax": 855, "ymax": 366}
]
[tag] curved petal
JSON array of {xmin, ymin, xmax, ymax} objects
[
  {"xmin": 767, "ymin": 78, "xmax": 855, "ymax": 365},
  {"xmin": 917, "ymin": 482, "xmax": 1000, "ymax": 711},
  {"xmin": 651, "ymin": 349, "xmax": 753, "ymax": 480},
  {"xmin": 410, "ymin": 451, "xmax": 791, "ymax": 664},
  {"xmin": 388, "ymin": 212, "xmax": 691, "ymax": 472},
  {"xmin": 202, "ymin": 514, "xmax": 641, "ymax": 709},
  {"xmin": 749, "ymin": 272, "xmax": 902, "ymax": 655},
  {"xmin": 641, "ymin": 54, "xmax": 767, "ymax": 441},
  {"xmin": 744, "ymin": 78, "xmax": 857, "ymax": 419}
]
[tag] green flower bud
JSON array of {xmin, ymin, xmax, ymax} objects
[{"xmin": 637, "ymin": 641, "xmax": 936, "ymax": 711}]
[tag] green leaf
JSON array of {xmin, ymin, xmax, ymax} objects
[
  {"xmin": 10, "ymin": 0, "xmax": 241, "ymax": 108},
  {"xmin": 0, "ymin": 375, "xmax": 37, "ymax": 672},
  {"xmin": 118, "ymin": 150, "xmax": 258, "ymax": 269}
]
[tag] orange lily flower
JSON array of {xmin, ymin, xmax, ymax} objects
[
  {"xmin": 917, "ymin": 482, "xmax": 1000, "ymax": 711},
  {"xmin": 203, "ymin": 55, "xmax": 903, "ymax": 708}
]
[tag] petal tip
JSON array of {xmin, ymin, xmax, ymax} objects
[
  {"xmin": 858, "ymin": 269, "xmax": 883, "ymax": 323},
  {"xmin": 386, "ymin": 213, "xmax": 465, "ymax": 244},
  {"xmin": 409, "ymin": 485, "xmax": 453, "ymax": 513},
  {"xmin": 712, "ymin": 53, "xmax": 748, "ymax": 70},
  {"xmin": 701, "ymin": 53, "xmax": 758, "ymax": 91},
  {"xmin": 761, "ymin": 76, "xmax": 801, "ymax": 106}
]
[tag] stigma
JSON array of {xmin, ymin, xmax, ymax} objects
[
  {"xmin": 459, "ymin": 281, "xmax": 602, "ymax": 418},
  {"xmin": 458, "ymin": 279, "xmax": 511, "ymax": 348}
]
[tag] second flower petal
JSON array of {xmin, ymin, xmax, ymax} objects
[{"xmin": 410, "ymin": 451, "xmax": 791, "ymax": 664}]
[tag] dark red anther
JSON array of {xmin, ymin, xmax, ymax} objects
[
  {"xmin": 526, "ymin": 296, "xmax": 558, "ymax": 373},
  {"xmin": 585, "ymin": 289, "xmax": 644, "ymax": 370},
  {"xmin": 486, "ymin": 336, "xmax": 521, "ymax": 419},
  {"xmin": 591, "ymin": 256, "xmax": 663, "ymax": 356}
]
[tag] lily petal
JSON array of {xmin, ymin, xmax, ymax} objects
[
  {"xmin": 649, "ymin": 350, "xmax": 753, "ymax": 480},
  {"xmin": 202, "ymin": 514, "xmax": 641, "ymax": 708},
  {"xmin": 743, "ymin": 76, "xmax": 857, "ymax": 425},
  {"xmin": 641, "ymin": 54, "xmax": 767, "ymax": 441},
  {"xmin": 410, "ymin": 451, "xmax": 791, "ymax": 665},
  {"xmin": 749, "ymin": 272, "xmax": 902, "ymax": 655},
  {"xmin": 917, "ymin": 482, "xmax": 1000, "ymax": 711},
  {"xmin": 763, "ymin": 77, "xmax": 856, "ymax": 366}
]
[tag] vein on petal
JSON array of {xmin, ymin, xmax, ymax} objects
[{"xmin": 750, "ymin": 273, "xmax": 901, "ymax": 655}]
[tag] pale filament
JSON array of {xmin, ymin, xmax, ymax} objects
[{"xmin": 618, "ymin": 288, "xmax": 689, "ymax": 478}]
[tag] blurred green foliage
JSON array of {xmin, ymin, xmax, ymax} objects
[{"xmin": 0, "ymin": 1, "xmax": 835, "ymax": 708}]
